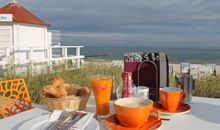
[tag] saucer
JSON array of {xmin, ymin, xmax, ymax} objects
[
  {"xmin": 105, "ymin": 114, "xmax": 162, "ymax": 130},
  {"xmin": 153, "ymin": 102, "xmax": 191, "ymax": 115}
]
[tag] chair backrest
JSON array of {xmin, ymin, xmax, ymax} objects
[{"xmin": 0, "ymin": 79, "xmax": 32, "ymax": 119}]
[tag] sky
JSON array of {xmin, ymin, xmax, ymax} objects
[{"xmin": 1, "ymin": 0, "xmax": 220, "ymax": 48}]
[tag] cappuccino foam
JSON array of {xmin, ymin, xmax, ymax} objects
[{"xmin": 115, "ymin": 97, "xmax": 152, "ymax": 108}]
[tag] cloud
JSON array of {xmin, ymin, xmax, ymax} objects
[{"xmin": 1, "ymin": 0, "xmax": 220, "ymax": 47}]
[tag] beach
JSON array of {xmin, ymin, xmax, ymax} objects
[
  {"xmin": 84, "ymin": 59, "xmax": 220, "ymax": 76},
  {"xmin": 172, "ymin": 64, "xmax": 220, "ymax": 75}
]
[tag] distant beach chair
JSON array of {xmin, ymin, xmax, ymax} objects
[
  {"xmin": 190, "ymin": 64, "xmax": 201, "ymax": 78},
  {"xmin": 207, "ymin": 64, "xmax": 216, "ymax": 76},
  {"xmin": 198, "ymin": 65, "xmax": 213, "ymax": 78},
  {"xmin": 199, "ymin": 66, "xmax": 206, "ymax": 78},
  {"xmin": 180, "ymin": 62, "xmax": 190, "ymax": 74}
]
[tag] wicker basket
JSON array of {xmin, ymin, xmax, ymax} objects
[{"xmin": 42, "ymin": 88, "xmax": 91, "ymax": 112}]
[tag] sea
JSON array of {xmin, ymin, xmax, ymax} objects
[
  {"xmin": 61, "ymin": 46, "xmax": 220, "ymax": 64},
  {"xmin": 61, "ymin": 40, "xmax": 220, "ymax": 64}
]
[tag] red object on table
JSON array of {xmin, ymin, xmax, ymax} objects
[{"xmin": 122, "ymin": 72, "xmax": 133, "ymax": 98}]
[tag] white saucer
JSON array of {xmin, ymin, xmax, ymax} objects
[{"xmin": 18, "ymin": 114, "xmax": 99, "ymax": 130}]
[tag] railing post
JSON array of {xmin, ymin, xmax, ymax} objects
[
  {"xmin": 64, "ymin": 47, "xmax": 68, "ymax": 69},
  {"xmin": 76, "ymin": 47, "xmax": 80, "ymax": 57},
  {"xmin": 47, "ymin": 47, "xmax": 49, "ymax": 59},
  {"xmin": 76, "ymin": 47, "xmax": 80, "ymax": 68},
  {"xmin": 5, "ymin": 47, "xmax": 11, "ymax": 67},
  {"xmin": 28, "ymin": 48, "xmax": 34, "ymax": 76},
  {"xmin": 47, "ymin": 47, "xmax": 52, "ymax": 72},
  {"xmin": 61, "ymin": 47, "xmax": 65, "ymax": 57},
  {"xmin": 6, "ymin": 47, "xmax": 10, "ymax": 57},
  {"xmin": 47, "ymin": 47, "xmax": 52, "ymax": 60},
  {"xmin": 29, "ymin": 48, "xmax": 34, "ymax": 63},
  {"xmin": 44, "ymin": 48, "xmax": 47, "ymax": 60},
  {"xmin": 50, "ymin": 47, "xmax": 52, "ymax": 59},
  {"xmin": 64, "ymin": 47, "xmax": 68, "ymax": 58}
]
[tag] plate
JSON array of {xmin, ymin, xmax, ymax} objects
[
  {"xmin": 18, "ymin": 114, "xmax": 99, "ymax": 130},
  {"xmin": 153, "ymin": 102, "xmax": 191, "ymax": 115},
  {"xmin": 105, "ymin": 114, "xmax": 162, "ymax": 130}
]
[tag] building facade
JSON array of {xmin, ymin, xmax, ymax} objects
[{"xmin": 0, "ymin": 1, "xmax": 51, "ymax": 64}]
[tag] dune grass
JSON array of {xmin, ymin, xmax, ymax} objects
[
  {"xmin": 169, "ymin": 74, "xmax": 220, "ymax": 98},
  {"xmin": 1, "ymin": 62, "xmax": 219, "ymax": 104},
  {"xmin": 1, "ymin": 62, "xmax": 123, "ymax": 104},
  {"xmin": 194, "ymin": 76, "xmax": 220, "ymax": 98}
]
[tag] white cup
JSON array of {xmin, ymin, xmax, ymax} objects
[{"xmin": 135, "ymin": 86, "xmax": 149, "ymax": 99}]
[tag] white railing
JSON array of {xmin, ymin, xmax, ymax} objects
[{"xmin": 0, "ymin": 46, "xmax": 85, "ymax": 68}]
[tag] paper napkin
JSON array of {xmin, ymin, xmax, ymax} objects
[
  {"xmin": 40, "ymin": 110, "xmax": 63, "ymax": 130},
  {"xmin": 72, "ymin": 112, "xmax": 95, "ymax": 130}
]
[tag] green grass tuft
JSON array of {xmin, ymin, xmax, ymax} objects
[{"xmin": 1, "ymin": 62, "xmax": 219, "ymax": 104}]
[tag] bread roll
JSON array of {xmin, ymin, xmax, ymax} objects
[
  {"xmin": 65, "ymin": 83, "xmax": 79, "ymax": 95},
  {"xmin": 43, "ymin": 78, "xmax": 91, "ymax": 98},
  {"xmin": 56, "ymin": 85, "xmax": 68, "ymax": 97},
  {"xmin": 77, "ymin": 87, "xmax": 91, "ymax": 96},
  {"xmin": 43, "ymin": 85, "xmax": 58, "ymax": 97},
  {"xmin": 43, "ymin": 84, "xmax": 67, "ymax": 98},
  {"xmin": 51, "ymin": 77, "xmax": 65, "ymax": 86}
]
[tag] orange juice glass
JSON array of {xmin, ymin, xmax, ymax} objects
[{"xmin": 91, "ymin": 75, "xmax": 112, "ymax": 118}]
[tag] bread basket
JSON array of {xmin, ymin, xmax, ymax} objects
[{"xmin": 42, "ymin": 85, "xmax": 91, "ymax": 112}]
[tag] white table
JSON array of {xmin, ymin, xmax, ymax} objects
[{"xmin": 0, "ymin": 96, "xmax": 220, "ymax": 130}]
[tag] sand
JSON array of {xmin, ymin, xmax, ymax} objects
[
  {"xmin": 84, "ymin": 59, "xmax": 220, "ymax": 76},
  {"xmin": 171, "ymin": 64, "xmax": 220, "ymax": 75}
]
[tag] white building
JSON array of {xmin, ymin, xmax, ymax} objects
[
  {"xmin": 0, "ymin": 1, "xmax": 51, "ymax": 64},
  {"xmin": 0, "ymin": 1, "xmax": 84, "ymax": 70}
]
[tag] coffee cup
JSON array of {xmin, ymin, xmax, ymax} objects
[
  {"xmin": 114, "ymin": 97, "xmax": 160, "ymax": 128},
  {"xmin": 160, "ymin": 87, "xmax": 185, "ymax": 112}
]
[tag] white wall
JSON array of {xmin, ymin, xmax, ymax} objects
[
  {"xmin": 0, "ymin": 24, "xmax": 12, "ymax": 59},
  {"xmin": 46, "ymin": 31, "xmax": 52, "ymax": 48},
  {"xmin": 12, "ymin": 23, "xmax": 51, "ymax": 63},
  {"xmin": 17, "ymin": 24, "xmax": 45, "ymax": 47}
]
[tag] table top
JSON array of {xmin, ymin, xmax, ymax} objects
[{"xmin": 0, "ymin": 96, "xmax": 220, "ymax": 130}]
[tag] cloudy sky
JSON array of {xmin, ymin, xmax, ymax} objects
[{"xmin": 1, "ymin": 0, "xmax": 220, "ymax": 48}]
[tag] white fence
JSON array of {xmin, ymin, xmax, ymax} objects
[{"xmin": 0, "ymin": 46, "xmax": 85, "ymax": 69}]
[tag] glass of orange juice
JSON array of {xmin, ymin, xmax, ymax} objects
[{"xmin": 91, "ymin": 75, "xmax": 112, "ymax": 118}]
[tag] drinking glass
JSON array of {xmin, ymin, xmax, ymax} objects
[
  {"xmin": 91, "ymin": 75, "xmax": 112, "ymax": 118},
  {"xmin": 135, "ymin": 86, "xmax": 149, "ymax": 99}
]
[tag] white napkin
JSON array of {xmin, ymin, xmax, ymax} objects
[
  {"xmin": 73, "ymin": 112, "xmax": 95, "ymax": 130},
  {"xmin": 40, "ymin": 110, "xmax": 63, "ymax": 130}
]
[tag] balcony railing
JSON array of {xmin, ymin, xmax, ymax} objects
[{"xmin": 0, "ymin": 46, "xmax": 85, "ymax": 68}]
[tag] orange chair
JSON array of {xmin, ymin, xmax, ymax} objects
[{"xmin": 0, "ymin": 79, "xmax": 32, "ymax": 119}]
